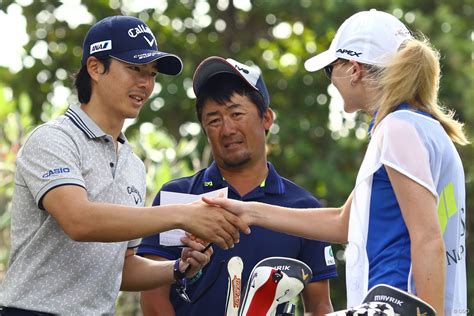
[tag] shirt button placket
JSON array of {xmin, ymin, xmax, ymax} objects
[{"xmin": 104, "ymin": 136, "xmax": 116, "ymax": 178}]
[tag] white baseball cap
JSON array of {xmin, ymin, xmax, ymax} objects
[{"xmin": 304, "ymin": 9, "xmax": 412, "ymax": 72}]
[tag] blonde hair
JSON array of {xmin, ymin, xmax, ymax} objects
[{"xmin": 372, "ymin": 36, "xmax": 469, "ymax": 145}]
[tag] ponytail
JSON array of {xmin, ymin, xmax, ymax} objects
[{"xmin": 373, "ymin": 36, "xmax": 469, "ymax": 145}]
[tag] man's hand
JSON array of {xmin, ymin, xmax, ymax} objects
[
  {"xmin": 202, "ymin": 196, "xmax": 254, "ymax": 227},
  {"xmin": 180, "ymin": 199, "xmax": 251, "ymax": 249},
  {"xmin": 179, "ymin": 234, "xmax": 213, "ymax": 278}
]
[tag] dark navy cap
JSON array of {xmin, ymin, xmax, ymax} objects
[
  {"xmin": 81, "ymin": 15, "xmax": 183, "ymax": 75},
  {"xmin": 193, "ymin": 56, "xmax": 270, "ymax": 107}
]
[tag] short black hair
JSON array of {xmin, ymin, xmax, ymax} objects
[
  {"xmin": 73, "ymin": 57, "xmax": 112, "ymax": 104},
  {"xmin": 195, "ymin": 73, "xmax": 267, "ymax": 123}
]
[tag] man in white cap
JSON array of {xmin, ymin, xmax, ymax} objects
[
  {"xmin": 0, "ymin": 16, "xmax": 249, "ymax": 315},
  {"xmin": 138, "ymin": 56, "xmax": 337, "ymax": 315}
]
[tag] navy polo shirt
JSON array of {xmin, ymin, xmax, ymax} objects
[{"xmin": 138, "ymin": 162, "xmax": 337, "ymax": 315}]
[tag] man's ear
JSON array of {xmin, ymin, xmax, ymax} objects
[
  {"xmin": 263, "ymin": 107, "xmax": 274, "ymax": 131},
  {"xmin": 86, "ymin": 56, "xmax": 105, "ymax": 82}
]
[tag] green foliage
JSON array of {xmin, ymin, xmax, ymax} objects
[
  {"xmin": 0, "ymin": 0, "xmax": 472, "ymax": 313},
  {"xmin": 129, "ymin": 122, "xmax": 199, "ymax": 203},
  {"xmin": 0, "ymin": 84, "xmax": 34, "ymax": 276}
]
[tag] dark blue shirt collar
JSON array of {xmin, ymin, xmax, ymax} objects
[{"xmin": 202, "ymin": 161, "xmax": 285, "ymax": 197}]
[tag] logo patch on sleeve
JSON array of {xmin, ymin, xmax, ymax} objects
[
  {"xmin": 324, "ymin": 245, "xmax": 336, "ymax": 266},
  {"xmin": 42, "ymin": 167, "xmax": 71, "ymax": 178}
]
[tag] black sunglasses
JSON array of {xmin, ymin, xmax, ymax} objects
[
  {"xmin": 324, "ymin": 62, "xmax": 336, "ymax": 79},
  {"xmin": 324, "ymin": 59, "xmax": 345, "ymax": 79}
]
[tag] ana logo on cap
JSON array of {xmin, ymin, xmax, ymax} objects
[{"xmin": 90, "ymin": 40, "xmax": 112, "ymax": 54}]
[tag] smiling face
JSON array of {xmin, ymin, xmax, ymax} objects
[
  {"xmin": 91, "ymin": 58, "xmax": 158, "ymax": 120},
  {"xmin": 201, "ymin": 93, "xmax": 273, "ymax": 170}
]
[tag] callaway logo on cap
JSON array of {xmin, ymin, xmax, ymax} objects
[
  {"xmin": 193, "ymin": 56, "xmax": 270, "ymax": 107},
  {"xmin": 304, "ymin": 9, "xmax": 412, "ymax": 72},
  {"xmin": 81, "ymin": 15, "xmax": 183, "ymax": 75}
]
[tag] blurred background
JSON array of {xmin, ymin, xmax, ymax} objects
[{"xmin": 0, "ymin": 0, "xmax": 472, "ymax": 314}]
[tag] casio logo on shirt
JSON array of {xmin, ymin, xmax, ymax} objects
[{"xmin": 42, "ymin": 167, "xmax": 71, "ymax": 178}]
